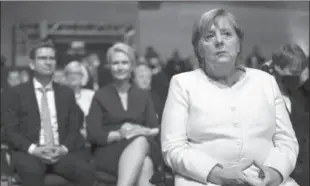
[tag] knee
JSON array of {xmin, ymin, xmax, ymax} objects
[
  {"xmin": 13, "ymin": 156, "xmax": 44, "ymax": 175},
  {"xmin": 132, "ymin": 136, "xmax": 150, "ymax": 152}
]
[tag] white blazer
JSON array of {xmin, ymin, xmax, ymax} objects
[{"xmin": 161, "ymin": 68, "xmax": 299, "ymax": 186}]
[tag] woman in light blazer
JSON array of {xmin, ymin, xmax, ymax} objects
[{"xmin": 161, "ymin": 8, "xmax": 299, "ymax": 186}]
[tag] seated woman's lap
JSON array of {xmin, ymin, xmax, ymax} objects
[
  {"xmin": 94, "ymin": 137, "xmax": 138, "ymax": 175},
  {"xmin": 94, "ymin": 135, "xmax": 163, "ymax": 175}
]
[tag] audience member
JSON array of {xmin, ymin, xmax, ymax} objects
[
  {"xmin": 81, "ymin": 53, "xmax": 100, "ymax": 91},
  {"xmin": 2, "ymin": 41, "xmax": 95, "ymax": 186},
  {"xmin": 64, "ymin": 61, "xmax": 95, "ymax": 139},
  {"xmin": 63, "ymin": 41, "xmax": 88, "ymax": 67},
  {"xmin": 161, "ymin": 8, "xmax": 299, "ymax": 186},
  {"xmin": 7, "ymin": 70, "xmax": 21, "ymax": 87},
  {"xmin": 87, "ymin": 42, "xmax": 159, "ymax": 186},
  {"xmin": 245, "ymin": 45, "xmax": 266, "ymax": 69},
  {"xmin": 53, "ymin": 69, "xmax": 67, "ymax": 85},
  {"xmin": 133, "ymin": 63, "xmax": 165, "ymax": 120},
  {"xmin": 1, "ymin": 56, "xmax": 9, "ymax": 91},
  {"xmin": 271, "ymin": 43, "xmax": 309, "ymax": 186},
  {"xmin": 19, "ymin": 69, "xmax": 30, "ymax": 83},
  {"xmin": 148, "ymin": 57, "xmax": 170, "ymax": 103}
]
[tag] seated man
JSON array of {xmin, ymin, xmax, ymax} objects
[{"xmin": 2, "ymin": 41, "xmax": 95, "ymax": 186}]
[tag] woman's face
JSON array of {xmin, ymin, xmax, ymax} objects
[
  {"xmin": 198, "ymin": 17, "xmax": 240, "ymax": 78},
  {"xmin": 110, "ymin": 51, "xmax": 132, "ymax": 81},
  {"xmin": 66, "ymin": 69, "xmax": 83, "ymax": 88},
  {"xmin": 134, "ymin": 67, "xmax": 152, "ymax": 90}
]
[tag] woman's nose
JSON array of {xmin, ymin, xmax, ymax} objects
[{"xmin": 214, "ymin": 34, "xmax": 224, "ymax": 48}]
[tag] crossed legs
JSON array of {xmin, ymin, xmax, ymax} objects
[{"xmin": 117, "ymin": 136, "xmax": 154, "ymax": 186}]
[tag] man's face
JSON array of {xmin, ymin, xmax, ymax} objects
[{"xmin": 30, "ymin": 47, "xmax": 56, "ymax": 76}]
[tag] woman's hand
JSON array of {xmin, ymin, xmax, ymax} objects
[
  {"xmin": 107, "ymin": 131, "xmax": 123, "ymax": 143},
  {"xmin": 119, "ymin": 122, "xmax": 159, "ymax": 139},
  {"xmin": 208, "ymin": 162, "xmax": 259, "ymax": 186},
  {"xmin": 255, "ymin": 163, "xmax": 283, "ymax": 186}
]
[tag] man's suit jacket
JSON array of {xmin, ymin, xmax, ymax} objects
[{"xmin": 2, "ymin": 80, "xmax": 85, "ymax": 153}]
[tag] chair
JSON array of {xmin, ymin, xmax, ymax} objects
[
  {"xmin": 1, "ymin": 144, "xmax": 174, "ymax": 186},
  {"xmin": 93, "ymin": 165, "xmax": 174, "ymax": 186}
]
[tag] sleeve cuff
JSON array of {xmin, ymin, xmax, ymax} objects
[
  {"xmin": 60, "ymin": 145, "xmax": 69, "ymax": 153},
  {"xmin": 165, "ymin": 149, "xmax": 220, "ymax": 184},
  {"xmin": 28, "ymin": 144, "xmax": 37, "ymax": 154},
  {"xmin": 263, "ymin": 148, "xmax": 290, "ymax": 183}
]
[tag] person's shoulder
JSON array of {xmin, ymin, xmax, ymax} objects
[
  {"xmin": 93, "ymin": 83, "xmax": 114, "ymax": 99},
  {"xmin": 245, "ymin": 67, "xmax": 274, "ymax": 81},
  {"xmin": 53, "ymin": 82, "xmax": 73, "ymax": 92},
  {"xmin": 171, "ymin": 69, "xmax": 204, "ymax": 84},
  {"xmin": 95, "ymin": 84, "xmax": 112, "ymax": 93},
  {"xmin": 80, "ymin": 88, "xmax": 95, "ymax": 96},
  {"xmin": 9, "ymin": 81, "xmax": 32, "ymax": 93},
  {"xmin": 131, "ymin": 84, "xmax": 150, "ymax": 97}
]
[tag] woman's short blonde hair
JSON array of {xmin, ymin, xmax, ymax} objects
[
  {"xmin": 106, "ymin": 42, "xmax": 136, "ymax": 67},
  {"xmin": 64, "ymin": 61, "xmax": 84, "ymax": 75},
  {"xmin": 192, "ymin": 8, "xmax": 244, "ymax": 66}
]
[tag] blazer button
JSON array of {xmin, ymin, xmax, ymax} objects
[{"xmin": 236, "ymin": 140, "xmax": 242, "ymax": 146}]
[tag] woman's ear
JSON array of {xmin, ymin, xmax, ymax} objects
[{"xmin": 197, "ymin": 42, "xmax": 204, "ymax": 59}]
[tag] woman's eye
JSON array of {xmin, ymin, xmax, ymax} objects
[
  {"xmin": 205, "ymin": 35, "xmax": 214, "ymax": 40},
  {"xmin": 223, "ymin": 32, "xmax": 232, "ymax": 36}
]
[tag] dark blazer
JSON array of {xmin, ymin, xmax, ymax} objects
[
  {"xmin": 87, "ymin": 84, "xmax": 158, "ymax": 146},
  {"xmin": 1, "ymin": 80, "xmax": 85, "ymax": 153}
]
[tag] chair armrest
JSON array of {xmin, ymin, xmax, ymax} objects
[
  {"xmin": 1, "ymin": 143, "xmax": 14, "ymax": 186},
  {"xmin": 149, "ymin": 170, "xmax": 174, "ymax": 186}
]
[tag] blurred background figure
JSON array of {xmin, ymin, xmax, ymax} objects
[
  {"xmin": 81, "ymin": 53, "xmax": 100, "ymax": 91},
  {"xmin": 65, "ymin": 41, "xmax": 87, "ymax": 65},
  {"xmin": 133, "ymin": 64, "xmax": 164, "ymax": 120},
  {"xmin": 164, "ymin": 49, "xmax": 187, "ymax": 81},
  {"xmin": 19, "ymin": 69, "xmax": 30, "ymax": 83},
  {"xmin": 52, "ymin": 69, "xmax": 67, "ymax": 85},
  {"xmin": 271, "ymin": 43, "xmax": 309, "ymax": 186},
  {"xmin": 64, "ymin": 61, "xmax": 95, "ymax": 139},
  {"xmin": 148, "ymin": 56, "xmax": 170, "ymax": 103},
  {"xmin": 245, "ymin": 45, "xmax": 266, "ymax": 69},
  {"xmin": 137, "ymin": 55, "xmax": 147, "ymax": 65},
  {"xmin": 7, "ymin": 70, "xmax": 21, "ymax": 87},
  {"xmin": 1, "ymin": 55, "xmax": 9, "ymax": 91},
  {"xmin": 134, "ymin": 64, "xmax": 152, "ymax": 90}
]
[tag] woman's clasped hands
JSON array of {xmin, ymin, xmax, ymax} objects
[
  {"xmin": 208, "ymin": 161, "xmax": 283, "ymax": 186},
  {"xmin": 119, "ymin": 122, "xmax": 159, "ymax": 139}
]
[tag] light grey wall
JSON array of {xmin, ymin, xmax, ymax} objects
[{"xmin": 138, "ymin": 1, "xmax": 309, "ymax": 60}]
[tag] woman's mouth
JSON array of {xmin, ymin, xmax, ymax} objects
[{"xmin": 216, "ymin": 51, "xmax": 227, "ymax": 55}]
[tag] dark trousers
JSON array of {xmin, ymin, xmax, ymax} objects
[{"xmin": 12, "ymin": 149, "xmax": 95, "ymax": 186}]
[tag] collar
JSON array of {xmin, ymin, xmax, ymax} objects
[{"xmin": 33, "ymin": 78, "xmax": 53, "ymax": 91}]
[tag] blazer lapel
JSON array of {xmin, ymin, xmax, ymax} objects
[
  {"xmin": 26, "ymin": 81, "xmax": 41, "ymax": 125},
  {"xmin": 21, "ymin": 81, "xmax": 41, "ymax": 134}
]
